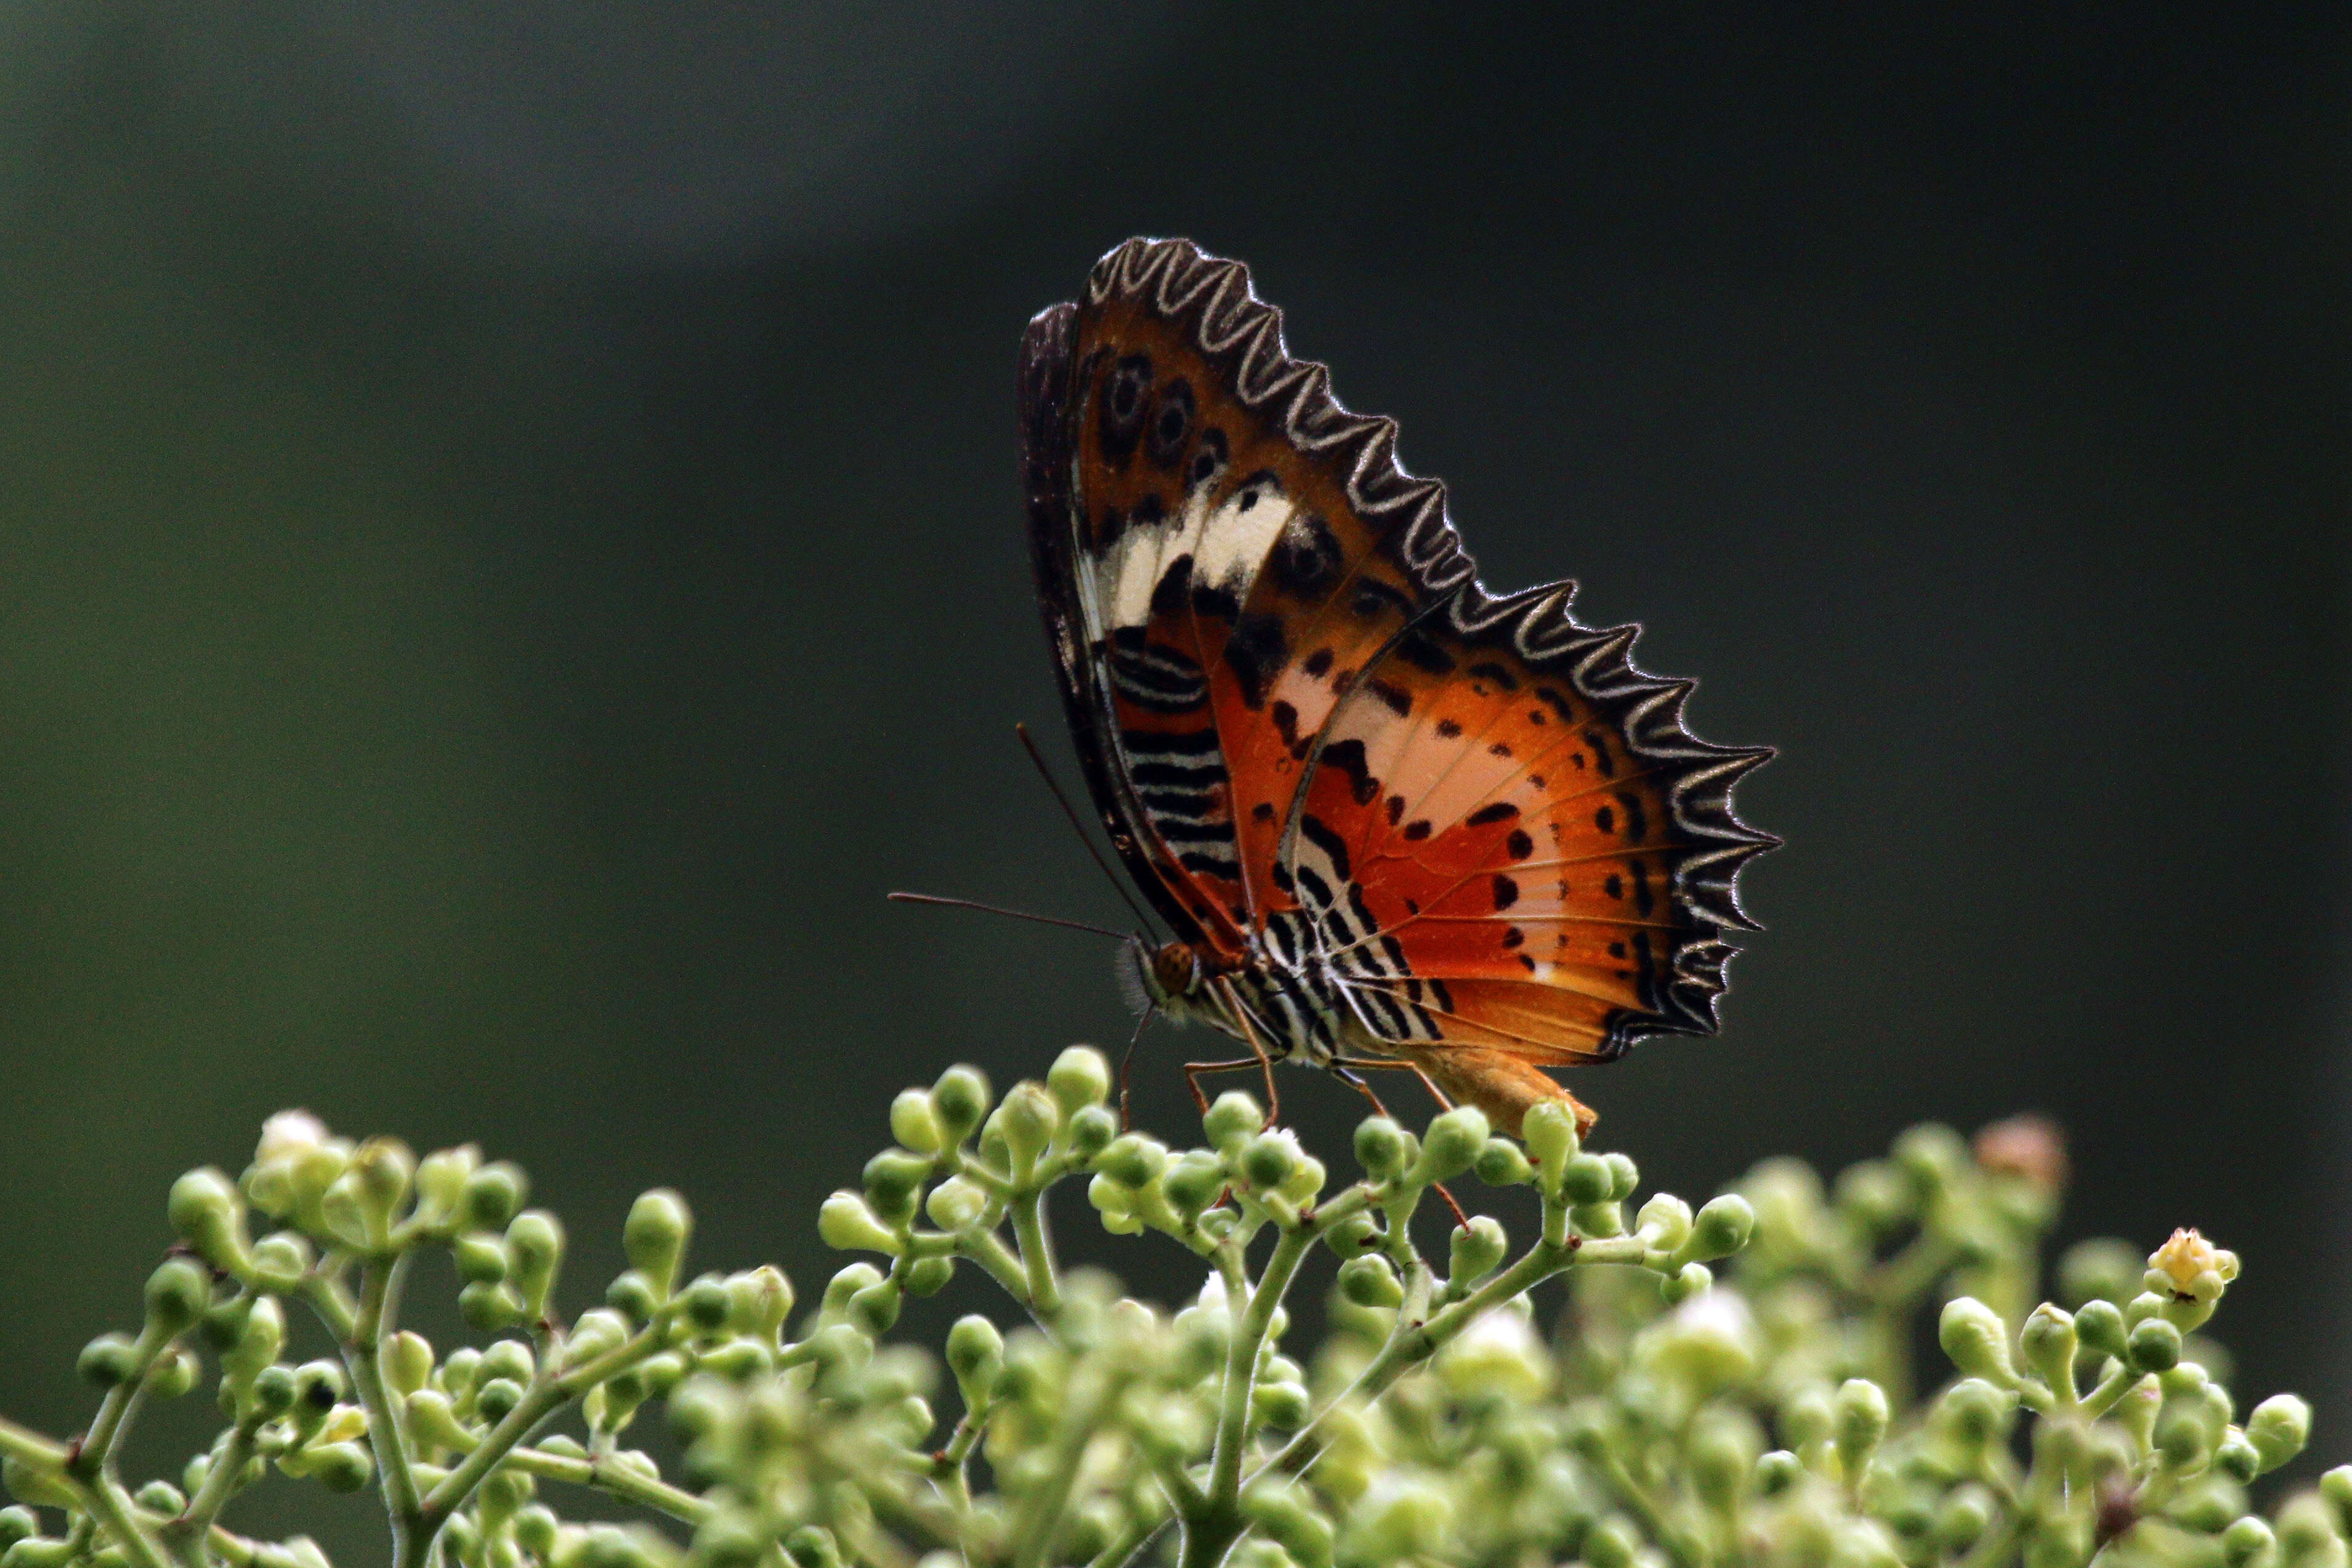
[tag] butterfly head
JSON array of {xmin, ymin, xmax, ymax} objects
[{"xmin": 1117, "ymin": 934, "xmax": 1210, "ymax": 1018}]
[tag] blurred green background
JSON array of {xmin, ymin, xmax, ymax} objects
[{"xmin": 0, "ymin": 4, "xmax": 2344, "ymax": 1550}]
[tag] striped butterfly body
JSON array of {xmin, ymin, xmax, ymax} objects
[{"xmin": 1019, "ymin": 238, "xmax": 1775, "ymax": 1136}]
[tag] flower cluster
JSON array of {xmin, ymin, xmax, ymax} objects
[{"xmin": 0, "ymin": 1069, "xmax": 2336, "ymax": 1568}]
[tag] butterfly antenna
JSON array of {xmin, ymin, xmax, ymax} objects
[
  {"xmin": 885, "ymin": 892, "xmax": 1130, "ymax": 941},
  {"xmin": 1015, "ymin": 722, "xmax": 1162, "ymax": 937},
  {"xmin": 1117, "ymin": 1004, "xmax": 1157, "ymax": 1131}
]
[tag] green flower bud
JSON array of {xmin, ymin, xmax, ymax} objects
[
  {"xmin": 1165, "ymin": 1151, "xmax": 1227, "ymax": 1216},
  {"xmin": 1660, "ymin": 1262, "xmax": 1713, "ymax": 1304},
  {"xmin": 1449, "ymin": 1216, "xmax": 1507, "ymax": 1287},
  {"xmin": 249, "ymin": 1363, "xmax": 298, "ymax": 1419},
  {"xmin": 1939, "ymin": 1298, "xmax": 2019, "ymax": 1386},
  {"xmin": 2019, "ymin": 1304, "xmax": 2079, "ymax": 1397},
  {"xmin": 945, "ymin": 1315, "xmax": 1003, "ymax": 1406},
  {"xmin": 738, "ymin": 1265, "xmax": 794, "ymax": 1338},
  {"xmin": 1242, "ymin": 1485, "xmax": 1333, "ymax": 1568},
  {"xmin": 1412, "ymin": 1107, "xmax": 1490, "ymax": 1186},
  {"xmin": 668, "ymin": 1273, "xmax": 727, "ymax": 1337},
  {"xmin": 1048, "ymin": 1046, "xmax": 1112, "ymax": 1114},
  {"xmin": 453, "ymin": 1232, "xmax": 509, "ymax": 1285},
  {"xmin": 1684, "ymin": 1195, "xmax": 1756, "ymax": 1263},
  {"xmin": 847, "ymin": 1281, "xmax": 900, "ymax": 1336},
  {"xmin": 308, "ymin": 1441, "xmax": 373, "ymax": 1493},
  {"xmin": 1242, "ymin": 1131, "xmax": 1300, "ymax": 1192},
  {"xmin": 248, "ymin": 1230, "xmax": 312, "ymax": 1292},
  {"xmin": 1066, "ymin": 1103, "xmax": 1118, "ymax": 1158},
  {"xmin": 1321, "ymin": 1211, "xmax": 1378, "ymax": 1257},
  {"xmin": 2059, "ymin": 1237, "xmax": 2145, "ymax": 1306},
  {"xmin": 386, "ymin": 1330, "xmax": 434, "ymax": 1396},
  {"xmin": 132, "ymin": 1479, "xmax": 186, "ymax": 1516},
  {"xmin": 1892, "ymin": 1122, "xmax": 1967, "ymax": 1192},
  {"xmin": 903, "ymin": 1256, "xmax": 955, "ymax": 1297},
  {"xmin": 783, "ymin": 1525, "xmax": 844, "ymax": 1568},
  {"xmin": 1353, "ymin": 1118, "xmax": 1412, "ymax": 1182},
  {"xmin": 505, "ymin": 1210, "xmax": 564, "ymax": 1319},
  {"xmin": 2215, "ymin": 1434, "xmax": 2263, "ymax": 1485},
  {"xmin": 2075, "ymin": 1298, "xmax": 2128, "ymax": 1360},
  {"xmin": 1833, "ymin": 1159, "xmax": 1912, "ymax": 1235},
  {"xmin": 861, "ymin": 1151, "xmax": 931, "ymax": 1227},
  {"xmin": 347, "ymin": 1138, "xmax": 416, "ymax": 1239},
  {"xmin": 0, "ymin": 1509, "xmax": 36, "ymax": 1551},
  {"xmin": 1254, "ymin": 1381, "xmax": 1311, "ymax": 1429},
  {"xmin": 474, "ymin": 1376, "xmax": 525, "ymax": 1424},
  {"xmin": 459, "ymin": 1282, "xmax": 523, "ymax": 1331},
  {"xmin": 1521, "ymin": 1097, "xmax": 1581, "ymax": 1176},
  {"xmin": 889, "ymin": 1088, "xmax": 946, "ymax": 1155},
  {"xmin": 2223, "ymin": 1517, "xmax": 2277, "ymax": 1568},
  {"xmin": 698, "ymin": 1338, "xmax": 775, "ymax": 1382},
  {"xmin": 992, "ymin": 1081, "xmax": 1060, "ymax": 1174},
  {"xmin": 2322, "ymin": 1467, "xmax": 2352, "ymax": 1537},
  {"xmin": 2277, "ymin": 1493, "xmax": 2342, "ymax": 1568},
  {"xmin": 144, "ymin": 1346, "xmax": 199, "ymax": 1399},
  {"xmin": 1097, "ymin": 1134, "xmax": 1169, "ymax": 1190},
  {"xmin": 1474, "ymin": 1138, "xmax": 1533, "ymax": 1187},
  {"xmin": 1936, "ymin": 1379, "xmax": 2016, "ymax": 1450},
  {"xmin": 1338, "ymin": 1254, "xmax": 1404, "ymax": 1310},
  {"xmin": 463, "ymin": 1162, "xmax": 528, "ymax": 1233},
  {"xmin": 1755, "ymin": 1449, "xmax": 1804, "ymax": 1496},
  {"xmin": 1205, "ymin": 1091, "xmax": 1266, "ymax": 1150},
  {"xmin": 2249, "ymin": 1395, "xmax": 2312, "ymax": 1475},
  {"xmin": 144, "ymin": 1256, "xmax": 212, "ymax": 1337},
  {"xmin": 1835, "ymin": 1378, "xmax": 1890, "ymax": 1483},
  {"xmin": 1561, "ymin": 1153, "xmax": 1615, "ymax": 1205},
  {"xmin": 514, "ymin": 1508, "xmax": 559, "ymax": 1561},
  {"xmin": 2130, "ymin": 1317, "xmax": 2183, "ymax": 1373},
  {"xmin": 411, "ymin": 1144, "xmax": 477, "ymax": 1226},
  {"xmin": 169, "ymin": 1168, "xmax": 251, "ymax": 1272},
  {"xmin": 78, "ymin": 1335, "xmax": 139, "ymax": 1391},
  {"xmin": 1934, "ymin": 1486, "xmax": 1994, "ymax": 1553},
  {"xmin": 931, "ymin": 1065, "xmax": 992, "ymax": 1142},
  {"xmin": 818, "ymin": 1192, "xmax": 900, "ymax": 1255},
  {"xmin": 1638, "ymin": 1193, "xmax": 1694, "ymax": 1253},
  {"xmin": 1603, "ymin": 1151, "xmax": 1640, "ymax": 1200},
  {"xmin": 924, "ymin": 1175, "xmax": 988, "ymax": 1231},
  {"xmin": 622, "ymin": 1189, "xmax": 692, "ymax": 1297}
]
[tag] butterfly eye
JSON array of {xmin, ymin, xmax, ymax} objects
[{"xmin": 1151, "ymin": 942, "xmax": 1197, "ymax": 996}]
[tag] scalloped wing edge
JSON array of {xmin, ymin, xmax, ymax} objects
[{"xmin": 1084, "ymin": 236, "xmax": 1779, "ymax": 1044}]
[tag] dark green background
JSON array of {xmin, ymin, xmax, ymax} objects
[{"xmin": 1, "ymin": 5, "xmax": 2345, "ymax": 1550}]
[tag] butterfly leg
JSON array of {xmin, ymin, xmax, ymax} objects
[
  {"xmin": 1330, "ymin": 1056, "xmax": 1457, "ymax": 1115},
  {"xmin": 1214, "ymin": 976, "xmax": 1283, "ymax": 1124},
  {"xmin": 1117, "ymin": 1005, "xmax": 1158, "ymax": 1132},
  {"xmin": 1181, "ymin": 1057, "xmax": 1277, "ymax": 1117},
  {"xmin": 1328, "ymin": 1061, "xmax": 1471, "ymax": 1230}
]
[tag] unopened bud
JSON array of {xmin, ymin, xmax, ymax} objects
[
  {"xmin": 2019, "ymin": 1304, "xmax": 2079, "ymax": 1398},
  {"xmin": 1521, "ymin": 1098, "xmax": 1582, "ymax": 1181},
  {"xmin": 386, "ymin": 1330, "xmax": 433, "ymax": 1396},
  {"xmin": 1047, "ymin": 1046, "xmax": 1111, "ymax": 1114},
  {"xmin": 1448, "ymin": 1217, "xmax": 1506, "ymax": 1287},
  {"xmin": 462, "ymin": 1163, "xmax": 528, "ymax": 1232},
  {"xmin": 2074, "ymin": 1298, "xmax": 2127, "ymax": 1360},
  {"xmin": 992, "ymin": 1082, "xmax": 1060, "ymax": 1174},
  {"xmin": 1683, "ymin": 1195, "xmax": 1756, "ymax": 1263},
  {"xmin": 1835, "ymin": 1378, "xmax": 1889, "ymax": 1482},
  {"xmin": 1097, "ymin": 1134, "xmax": 1168, "ymax": 1190},
  {"xmin": 2223, "ymin": 1517, "xmax": 2276, "ymax": 1568},
  {"xmin": 1561, "ymin": 1153, "xmax": 1615, "ymax": 1205},
  {"xmin": 930, "ymin": 1065, "xmax": 992, "ymax": 1142},
  {"xmin": 2127, "ymin": 1317, "xmax": 2182, "ymax": 1374},
  {"xmin": 1338, "ymin": 1255, "xmax": 1404, "ymax": 1309},
  {"xmin": 924, "ymin": 1176, "xmax": 987, "ymax": 1232},
  {"xmin": 1241, "ymin": 1132, "xmax": 1299, "ymax": 1193},
  {"xmin": 145, "ymin": 1257, "xmax": 212, "ymax": 1337},
  {"xmin": 2248, "ymin": 1394, "xmax": 2312, "ymax": 1475},
  {"xmin": 1066, "ymin": 1104, "xmax": 1118, "ymax": 1158},
  {"xmin": 861, "ymin": 1151, "xmax": 930, "ymax": 1227},
  {"xmin": 1204, "ymin": 1092, "xmax": 1265, "ymax": 1151},
  {"xmin": 622, "ymin": 1190, "xmax": 692, "ymax": 1297},
  {"xmin": 1474, "ymin": 1138, "xmax": 1533, "ymax": 1187},
  {"xmin": 945, "ymin": 1315, "xmax": 1003, "ymax": 1405},
  {"xmin": 1353, "ymin": 1118, "xmax": 1411, "ymax": 1183},
  {"xmin": 169, "ymin": 1168, "xmax": 251, "ymax": 1272},
  {"xmin": 889, "ymin": 1089, "xmax": 945, "ymax": 1155},
  {"xmin": 1164, "ymin": 1151, "xmax": 1227, "ymax": 1216},
  {"xmin": 819, "ymin": 1192, "xmax": 900, "ymax": 1255},
  {"xmin": 1413, "ymin": 1108, "xmax": 1489, "ymax": 1186},
  {"xmin": 1939, "ymin": 1298, "xmax": 2018, "ymax": 1386},
  {"xmin": 504, "ymin": 1211, "xmax": 564, "ymax": 1319}
]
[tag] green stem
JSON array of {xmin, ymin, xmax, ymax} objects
[
  {"xmin": 80, "ymin": 1474, "xmax": 175, "ymax": 1568},
  {"xmin": 2081, "ymin": 1366, "xmax": 2150, "ymax": 1421},
  {"xmin": 1009, "ymin": 1362, "xmax": 1130, "ymax": 1568},
  {"xmin": 0, "ymin": 1415, "xmax": 68, "ymax": 1471},
  {"xmin": 164, "ymin": 1418, "xmax": 265, "ymax": 1567},
  {"xmin": 343, "ymin": 1253, "xmax": 427, "ymax": 1563},
  {"xmin": 504, "ymin": 1445, "xmax": 709, "ymax": 1524},
  {"xmin": 958, "ymin": 1230, "xmax": 1037, "ymax": 1308},
  {"xmin": 1011, "ymin": 1188, "xmax": 1063, "ymax": 1320}
]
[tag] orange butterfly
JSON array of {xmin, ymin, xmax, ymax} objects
[{"xmin": 1019, "ymin": 238, "xmax": 1776, "ymax": 1137}]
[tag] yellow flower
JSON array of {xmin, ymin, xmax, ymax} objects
[{"xmin": 2149, "ymin": 1228, "xmax": 2240, "ymax": 1300}]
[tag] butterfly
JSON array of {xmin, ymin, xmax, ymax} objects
[{"xmin": 1018, "ymin": 238, "xmax": 1776, "ymax": 1138}]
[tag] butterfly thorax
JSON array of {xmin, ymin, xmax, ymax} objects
[{"xmin": 1120, "ymin": 924, "xmax": 1372, "ymax": 1072}]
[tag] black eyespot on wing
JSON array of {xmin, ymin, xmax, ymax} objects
[
  {"xmin": 1491, "ymin": 874, "xmax": 1519, "ymax": 911},
  {"xmin": 1150, "ymin": 554, "xmax": 1194, "ymax": 617},
  {"xmin": 1319, "ymin": 738, "xmax": 1381, "ymax": 806},
  {"xmin": 1302, "ymin": 648, "xmax": 1334, "ymax": 679},
  {"xmin": 1396, "ymin": 632, "xmax": 1455, "ymax": 676},
  {"xmin": 1466, "ymin": 660, "xmax": 1519, "ymax": 691},
  {"xmin": 1222, "ymin": 613, "xmax": 1290, "ymax": 709},
  {"xmin": 1506, "ymin": 828, "xmax": 1534, "ymax": 860},
  {"xmin": 1099, "ymin": 353, "xmax": 1152, "ymax": 459},
  {"xmin": 1147, "ymin": 377, "xmax": 1194, "ymax": 469},
  {"xmin": 1187, "ymin": 426, "xmax": 1229, "ymax": 491},
  {"xmin": 1269, "ymin": 511, "xmax": 1341, "ymax": 595},
  {"xmin": 1365, "ymin": 678, "xmax": 1412, "ymax": 717},
  {"xmin": 1466, "ymin": 801, "xmax": 1519, "ymax": 826}
]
